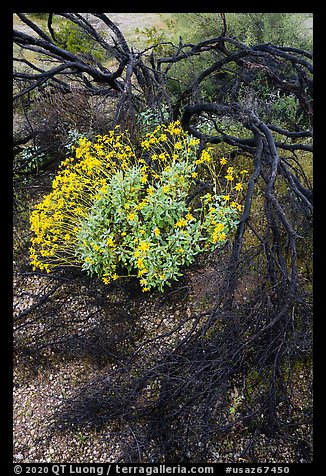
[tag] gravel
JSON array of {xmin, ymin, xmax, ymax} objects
[{"xmin": 13, "ymin": 262, "xmax": 313, "ymax": 463}]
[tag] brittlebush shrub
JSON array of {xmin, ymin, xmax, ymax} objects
[{"xmin": 30, "ymin": 122, "xmax": 248, "ymax": 291}]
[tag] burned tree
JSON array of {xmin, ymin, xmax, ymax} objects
[{"xmin": 13, "ymin": 13, "xmax": 313, "ymax": 462}]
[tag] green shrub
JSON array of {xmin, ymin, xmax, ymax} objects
[
  {"xmin": 29, "ymin": 122, "xmax": 247, "ymax": 291},
  {"xmin": 170, "ymin": 13, "xmax": 312, "ymax": 49},
  {"xmin": 56, "ymin": 22, "xmax": 108, "ymax": 62},
  {"xmin": 225, "ymin": 13, "xmax": 312, "ymax": 49}
]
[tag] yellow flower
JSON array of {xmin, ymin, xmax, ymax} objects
[
  {"xmin": 175, "ymin": 218, "xmax": 187, "ymax": 228},
  {"xmin": 154, "ymin": 227, "xmax": 160, "ymax": 236},
  {"xmin": 199, "ymin": 150, "xmax": 212, "ymax": 163},
  {"xmin": 107, "ymin": 237, "xmax": 115, "ymax": 247},
  {"xmin": 158, "ymin": 153, "xmax": 167, "ymax": 162},
  {"xmin": 139, "ymin": 200, "xmax": 147, "ymax": 209},
  {"xmin": 234, "ymin": 182, "xmax": 243, "ymax": 191},
  {"xmin": 188, "ymin": 138, "xmax": 200, "ymax": 147},
  {"xmin": 127, "ymin": 212, "xmax": 137, "ymax": 221},
  {"xmin": 168, "ymin": 121, "xmax": 181, "ymax": 135},
  {"xmin": 149, "ymin": 136, "xmax": 158, "ymax": 145},
  {"xmin": 212, "ymin": 233, "xmax": 219, "ymax": 243},
  {"xmin": 147, "ymin": 186, "xmax": 154, "ymax": 196},
  {"xmin": 138, "ymin": 241, "xmax": 150, "ymax": 252},
  {"xmin": 223, "ymin": 194, "xmax": 230, "ymax": 201},
  {"xmin": 137, "ymin": 258, "xmax": 145, "ymax": 268},
  {"xmin": 141, "ymin": 140, "xmax": 150, "ymax": 150},
  {"xmin": 138, "ymin": 268, "xmax": 148, "ymax": 276},
  {"xmin": 112, "ymin": 273, "xmax": 119, "ymax": 280},
  {"xmin": 225, "ymin": 174, "xmax": 234, "ymax": 182},
  {"xmin": 220, "ymin": 157, "xmax": 228, "ymax": 165},
  {"xmin": 215, "ymin": 223, "xmax": 225, "ymax": 232}
]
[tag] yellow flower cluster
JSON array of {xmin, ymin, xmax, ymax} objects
[
  {"xmin": 211, "ymin": 223, "xmax": 226, "ymax": 243},
  {"xmin": 195, "ymin": 148, "xmax": 213, "ymax": 165},
  {"xmin": 139, "ymin": 120, "xmax": 201, "ymax": 173},
  {"xmin": 196, "ymin": 156, "xmax": 249, "ymax": 213},
  {"xmin": 29, "ymin": 121, "xmax": 248, "ymax": 291},
  {"xmin": 29, "ymin": 128, "xmax": 137, "ymax": 273}
]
